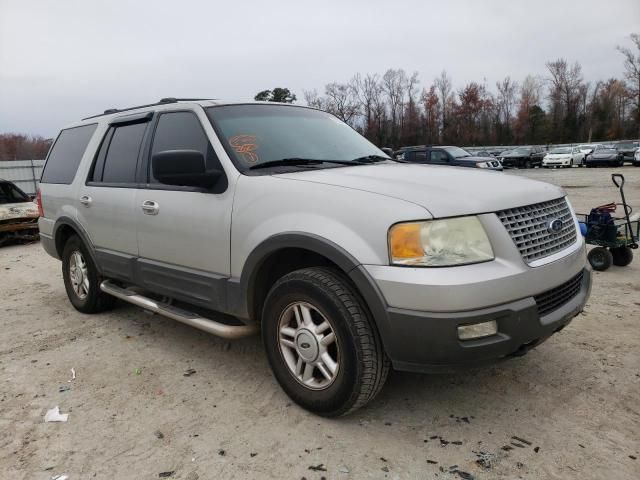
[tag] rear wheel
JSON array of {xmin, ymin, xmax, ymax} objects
[
  {"xmin": 610, "ymin": 246, "xmax": 633, "ymax": 267},
  {"xmin": 524, "ymin": 159, "xmax": 532, "ymax": 169},
  {"xmin": 62, "ymin": 235, "xmax": 115, "ymax": 313},
  {"xmin": 262, "ymin": 267, "xmax": 389, "ymax": 416},
  {"xmin": 587, "ymin": 247, "xmax": 613, "ymax": 271}
]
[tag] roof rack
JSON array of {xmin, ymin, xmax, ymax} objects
[{"xmin": 82, "ymin": 98, "xmax": 215, "ymax": 120}]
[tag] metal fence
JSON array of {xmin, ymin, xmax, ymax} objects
[{"xmin": 0, "ymin": 160, "xmax": 45, "ymax": 195}]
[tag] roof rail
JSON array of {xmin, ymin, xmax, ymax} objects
[{"xmin": 82, "ymin": 98, "xmax": 215, "ymax": 120}]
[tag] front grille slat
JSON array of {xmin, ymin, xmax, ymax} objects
[
  {"xmin": 497, "ymin": 197, "xmax": 577, "ymax": 264},
  {"xmin": 534, "ymin": 271, "xmax": 584, "ymax": 316}
]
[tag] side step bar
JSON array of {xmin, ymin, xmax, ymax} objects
[{"xmin": 100, "ymin": 280, "xmax": 258, "ymax": 339}]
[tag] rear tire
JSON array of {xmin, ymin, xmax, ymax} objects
[
  {"xmin": 262, "ymin": 267, "xmax": 389, "ymax": 416},
  {"xmin": 587, "ymin": 247, "xmax": 613, "ymax": 271},
  {"xmin": 62, "ymin": 235, "xmax": 116, "ymax": 313},
  {"xmin": 611, "ymin": 247, "xmax": 633, "ymax": 267}
]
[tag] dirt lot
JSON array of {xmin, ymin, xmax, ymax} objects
[{"xmin": 1, "ymin": 167, "xmax": 639, "ymax": 480}]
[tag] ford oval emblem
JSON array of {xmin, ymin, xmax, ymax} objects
[
  {"xmin": 300, "ymin": 342, "xmax": 311, "ymax": 349},
  {"xmin": 547, "ymin": 218, "xmax": 564, "ymax": 234}
]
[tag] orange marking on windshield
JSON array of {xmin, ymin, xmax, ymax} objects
[{"xmin": 230, "ymin": 135, "xmax": 259, "ymax": 164}]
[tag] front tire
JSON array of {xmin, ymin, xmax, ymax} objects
[
  {"xmin": 262, "ymin": 267, "xmax": 389, "ymax": 416},
  {"xmin": 588, "ymin": 247, "xmax": 613, "ymax": 271},
  {"xmin": 62, "ymin": 235, "xmax": 116, "ymax": 313}
]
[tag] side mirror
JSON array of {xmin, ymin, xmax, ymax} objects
[
  {"xmin": 152, "ymin": 150, "xmax": 222, "ymax": 189},
  {"xmin": 381, "ymin": 147, "xmax": 394, "ymax": 157}
]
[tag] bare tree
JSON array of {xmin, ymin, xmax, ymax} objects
[
  {"xmin": 434, "ymin": 70, "xmax": 453, "ymax": 140},
  {"xmin": 382, "ymin": 69, "xmax": 408, "ymax": 145},
  {"xmin": 496, "ymin": 77, "xmax": 518, "ymax": 134},
  {"xmin": 303, "ymin": 89, "xmax": 326, "ymax": 110},
  {"xmin": 546, "ymin": 59, "xmax": 585, "ymax": 140},
  {"xmin": 324, "ymin": 82, "xmax": 359, "ymax": 125},
  {"xmin": 617, "ymin": 33, "xmax": 640, "ymax": 136},
  {"xmin": 352, "ymin": 73, "xmax": 381, "ymax": 137}
]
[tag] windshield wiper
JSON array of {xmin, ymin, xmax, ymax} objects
[
  {"xmin": 249, "ymin": 158, "xmax": 355, "ymax": 170},
  {"xmin": 351, "ymin": 155, "xmax": 398, "ymax": 163}
]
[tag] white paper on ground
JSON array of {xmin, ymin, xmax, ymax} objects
[
  {"xmin": 51, "ymin": 475, "xmax": 69, "ymax": 480},
  {"xmin": 68, "ymin": 368, "xmax": 76, "ymax": 382},
  {"xmin": 44, "ymin": 406, "xmax": 69, "ymax": 422}
]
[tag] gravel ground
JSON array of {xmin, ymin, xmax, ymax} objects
[{"xmin": 1, "ymin": 166, "xmax": 639, "ymax": 480}]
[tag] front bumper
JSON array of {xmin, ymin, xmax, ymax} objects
[
  {"xmin": 543, "ymin": 159, "xmax": 571, "ymax": 166},
  {"xmin": 379, "ymin": 268, "xmax": 591, "ymax": 373}
]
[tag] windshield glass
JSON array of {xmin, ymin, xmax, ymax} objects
[
  {"xmin": 617, "ymin": 143, "xmax": 634, "ymax": 149},
  {"xmin": 0, "ymin": 182, "xmax": 29, "ymax": 204},
  {"xmin": 206, "ymin": 105, "xmax": 387, "ymax": 171},
  {"xmin": 443, "ymin": 146, "xmax": 471, "ymax": 158},
  {"xmin": 512, "ymin": 148, "xmax": 531, "ymax": 154},
  {"xmin": 550, "ymin": 147, "xmax": 571, "ymax": 154}
]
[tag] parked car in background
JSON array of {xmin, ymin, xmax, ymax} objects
[
  {"xmin": 586, "ymin": 145, "xmax": 624, "ymax": 167},
  {"xmin": 473, "ymin": 150, "xmax": 496, "ymax": 158},
  {"xmin": 542, "ymin": 146, "xmax": 585, "ymax": 168},
  {"xmin": 499, "ymin": 146, "xmax": 545, "ymax": 168},
  {"xmin": 634, "ymin": 148, "xmax": 640, "ymax": 166},
  {"xmin": 399, "ymin": 146, "xmax": 503, "ymax": 170},
  {"xmin": 0, "ymin": 179, "xmax": 40, "ymax": 246},
  {"xmin": 615, "ymin": 141, "xmax": 639, "ymax": 163}
]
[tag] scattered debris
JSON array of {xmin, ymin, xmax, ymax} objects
[
  {"xmin": 250, "ymin": 452, "xmax": 257, "ymax": 457},
  {"xmin": 218, "ymin": 449, "xmax": 225, "ymax": 456},
  {"xmin": 68, "ymin": 368, "xmax": 76, "ymax": 382},
  {"xmin": 185, "ymin": 472, "xmax": 199, "ymax": 480},
  {"xmin": 629, "ymin": 455, "xmax": 637, "ymax": 460},
  {"xmin": 534, "ymin": 446, "xmax": 540, "ymax": 453},
  {"xmin": 381, "ymin": 466, "xmax": 389, "ymax": 472},
  {"xmin": 154, "ymin": 430, "xmax": 164, "ymax": 439},
  {"xmin": 51, "ymin": 475, "xmax": 69, "ymax": 480},
  {"xmin": 135, "ymin": 368, "xmax": 142, "ymax": 375},
  {"xmin": 380, "ymin": 457, "xmax": 387, "ymax": 462},
  {"xmin": 578, "ymin": 444, "xmax": 585, "ymax": 449},
  {"xmin": 384, "ymin": 421, "xmax": 392, "ymax": 426},
  {"xmin": 474, "ymin": 451, "xmax": 496, "ymax": 469},
  {"xmin": 451, "ymin": 441, "xmax": 463, "ymax": 445},
  {"xmin": 44, "ymin": 406, "xmax": 68, "ymax": 422},
  {"xmin": 511, "ymin": 436, "xmax": 532, "ymax": 446},
  {"xmin": 58, "ymin": 385, "xmax": 70, "ymax": 393},
  {"xmin": 453, "ymin": 471, "xmax": 474, "ymax": 480},
  {"xmin": 516, "ymin": 462, "xmax": 525, "ymax": 469},
  {"xmin": 183, "ymin": 368, "xmax": 197, "ymax": 377},
  {"xmin": 511, "ymin": 442, "xmax": 526, "ymax": 448},
  {"xmin": 501, "ymin": 445, "xmax": 513, "ymax": 451},
  {"xmin": 158, "ymin": 472, "xmax": 174, "ymax": 478},
  {"xmin": 308, "ymin": 464, "xmax": 327, "ymax": 472},
  {"xmin": 427, "ymin": 459, "xmax": 438, "ymax": 464},
  {"xmin": 338, "ymin": 466, "xmax": 350, "ymax": 473}
]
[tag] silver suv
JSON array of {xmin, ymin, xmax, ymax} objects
[{"xmin": 38, "ymin": 99, "xmax": 591, "ymax": 416}]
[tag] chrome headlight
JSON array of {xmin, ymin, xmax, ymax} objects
[
  {"xmin": 388, "ymin": 217, "xmax": 494, "ymax": 267},
  {"xmin": 477, "ymin": 161, "xmax": 490, "ymax": 168}
]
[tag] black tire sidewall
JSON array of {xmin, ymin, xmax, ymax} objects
[
  {"xmin": 62, "ymin": 236, "xmax": 103, "ymax": 312},
  {"xmin": 588, "ymin": 247, "xmax": 613, "ymax": 271},
  {"xmin": 611, "ymin": 247, "xmax": 633, "ymax": 267},
  {"xmin": 262, "ymin": 273, "xmax": 364, "ymax": 416}
]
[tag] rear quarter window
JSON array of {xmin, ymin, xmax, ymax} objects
[{"xmin": 40, "ymin": 124, "xmax": 98, "ymax": 184}]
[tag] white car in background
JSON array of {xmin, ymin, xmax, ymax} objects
[
  {"xmin": 577, "ymin": 144, "xmax": 599, "ymax": 157},
  {"xmin": 542, "ymin": 146, "xmax": 585, "ymax": 168}
]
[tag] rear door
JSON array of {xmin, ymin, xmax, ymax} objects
[
  {"xmin": 134, "ymin": 109, "xmax": 234, "ymax": 309},
  {"xmin": 76, "ymin": 113, "xmax": 152, "ymax": 280}
]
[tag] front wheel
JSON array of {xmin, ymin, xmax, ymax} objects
[
  {"xmin": 262, "ymin": 267, "xmax": 389, "ymax": 416},
  {"xmin": 588, "ymin": 247, "xmax": 613, "ymax": 271},
  {"xmin": 62, "ymin": 235, "xmax": 116, "ymax": 313},
  {"xmin": 524, "ymin": 159, "xmax": 532, "ymax": 169}
]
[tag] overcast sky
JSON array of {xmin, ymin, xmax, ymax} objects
[{"xmin": 1, "ymin": 0, "xmax": 638, "ymax": 137}]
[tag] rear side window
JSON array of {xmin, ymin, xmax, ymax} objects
[
  {"xmin": 91, "ymin": 122, "xmax": 147, "ymax": 184},
  {"xmin": 150, "ymin": 111, "xmax": 221, "ymax": 183},
  {"xmin": 40, "ymin": 124, "xmax": 97, "ymax": 184}
]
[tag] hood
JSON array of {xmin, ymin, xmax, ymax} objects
[
  {"xmin": 545, "ymin": 153, "xmax": 572, "ymax": 159},
  {"xmin": 0, "ymin": 201, "xmax": 39, "ymax": 222},
  {"xmin": 275, "ymin": 163, "xmax": 564, "ymax": 218}
]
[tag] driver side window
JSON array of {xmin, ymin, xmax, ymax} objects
[{"xmin": 430, "ymin": 150, "xmax": 449, "ymax": 163}]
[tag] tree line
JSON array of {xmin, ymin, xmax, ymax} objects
[
  {"xmin": 300, "ymin": 33, "xmax": 640, "ymax": 149},
  {"xmin": 0, "ymin": 134, "xmax": 52, "ymax": 161}
]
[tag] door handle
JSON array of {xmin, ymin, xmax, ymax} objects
[
  {"xmin": 141, "ymin": 200, "xmax": 160, "ymax": 215},
  {"xmin": 79, "ymin": 195, "xmax": 92, "ymax": 207}
]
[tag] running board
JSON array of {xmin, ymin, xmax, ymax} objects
[{"xmin": 100, "ymin": 280, "xmax": 258, "ymax": 339}]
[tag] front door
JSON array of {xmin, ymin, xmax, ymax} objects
[{"xmin": 134, "ymin": 109, "xmax": 235, "ymax": 310}]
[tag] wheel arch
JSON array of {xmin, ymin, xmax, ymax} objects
[
  {"xmin": 237, "ymin": 233, "xmax": 392, "ymax": 350},
  {"xmin": 53, "ymin": 216, "xmax": 102, "ymax": 274}
]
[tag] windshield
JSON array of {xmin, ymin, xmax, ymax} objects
[
  {"xmin": 443, "ymin": 146, "xmax": 471, "ymax": 158},
  {"xmin": 549, "ymin": 147, "xmax": 571, "ymax": 154},
  {"xmin": 617, "ymin": 143, "xmax": 634, "ymax": 149},
  {"xmin": 512, "ymin": 147, "xmax": 531, "ymax": 154},
  {"xmin": 206, "ymin": 105, "xmax": 387, "ymax": 171},
  {"xmin": 0, "ymin": 182, "xmax": 30, "ymax": 204}
]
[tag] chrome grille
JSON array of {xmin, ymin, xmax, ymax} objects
[
  {"xmin": 497, "ymin": 197, "xmax": 577, "ymax": 264},
  {"xmin": 534, "ymin": 271, "xmax": 583, "ymax": 316}
]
